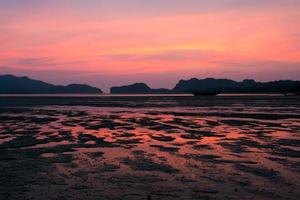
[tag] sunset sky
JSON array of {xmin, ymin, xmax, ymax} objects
[{"xmin": 1, "ymin": 0, "xmax": 300, "ymax": 91}]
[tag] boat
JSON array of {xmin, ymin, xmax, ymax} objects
[
  {"xmin": 282, "ymin": 93, "xmax": 300, "ymax": 96},
  {"xmin": 192, "ymin": 91, "xmax": 220, "ymax": 96}
]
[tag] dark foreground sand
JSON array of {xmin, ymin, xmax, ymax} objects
[{"xmin": 0, "ymin": 96, "xmax": 299, "ymax": 200}]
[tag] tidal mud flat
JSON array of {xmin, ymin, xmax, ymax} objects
[{"xmin": 0, "ymin": 96, "xmax": 299, "ymax": 200}]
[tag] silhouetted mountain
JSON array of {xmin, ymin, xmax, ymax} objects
[
  {"xmin": 173, "ymin": 78, "xmax": 300, "ymax": 93},
  {"xmin": 3, "ymin": 74, "xmax": 299, "ymax": 94},
  {"xmin": 110, "ymin": 83, "xmax": 172, "ymax": 94},
  {"xmin": 111, "ymin": 83, "xmax": 151, "ymax": 94},
  {"xmin": 0, "ymin": 75, "xmax": 102, "ymax": 94},
  {"xmin": 111, "ymin": 78, "xmax": 300, "ymax": 94}
]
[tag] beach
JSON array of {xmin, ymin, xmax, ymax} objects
[{"xmin": 0, "ymin": 95, "xmax": 299, "ymax": 200}]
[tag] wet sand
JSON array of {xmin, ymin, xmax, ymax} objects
[{"xmin": 0, "ymin": 96, "xmax": 299, "ymax": 200}]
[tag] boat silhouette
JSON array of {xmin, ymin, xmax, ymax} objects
[
  {"xmin": 282, "ymin": 93, "xmax": 300, "ymax": 96},
  {"xmin": 192, "ymin": 91, "xmax": 220, "ymax": 96}
]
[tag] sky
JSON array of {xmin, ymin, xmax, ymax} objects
[{"xmin": 0, "ymin": 0, "xmax": 300, "ymax": 91}]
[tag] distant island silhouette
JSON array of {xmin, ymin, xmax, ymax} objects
[
  {"xmin": 173, "ymin": 78, "xmax": 300, "ymax": 94},
  {"xmin": 111, "ymin": 83, "xmax": 171, "ymax": 94},
  {"xmin": 111, "ymin": 78, "xmax": 300, "ymax": 94},
  {"xmin": 0, "ymin": 75, "xmax": 102, "ymax": 94},
  {"xmin": 1, "ymin": 74, "xmax": 300, "ymax": 94}
]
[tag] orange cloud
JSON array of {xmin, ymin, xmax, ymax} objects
[{"xmin": 1, "ymin": 1, "xmax": 299, "ymax": 79}]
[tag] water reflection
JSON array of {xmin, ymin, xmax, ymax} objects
[{"xmin": 0, "ymin": 97, "xmax": 299, "ymax": 199}]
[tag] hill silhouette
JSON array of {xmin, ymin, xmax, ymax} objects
[
  {"xmin": 173, "ymin": 78, "xmax": 300, "ymax": 93},
  {"xmin": 111, "ymin": 78, "xmax": 300, "ymax": 94},
  {"xmin": 0, "ymin": 75, "xmax": 102, "ymax": 94},
  {"xmin": 111, "ymin": 83, "xmax": 171, "ymax": 94},
  {"xmin": 1, "ymin": 75, "xmax": 300, "ymax": 94}
]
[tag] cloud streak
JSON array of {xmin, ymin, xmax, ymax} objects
[{"xmin": 0, "ymin": 0, "xmax": 299, "ymax": 88}]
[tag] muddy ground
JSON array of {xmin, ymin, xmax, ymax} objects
[{"xmin": 0, "ymin": 96, "xmax": 299, "ymax": 200}]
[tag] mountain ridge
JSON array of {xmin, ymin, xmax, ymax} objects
[
  {"xmin": 111, "ymin": 78, "xmax": 300, "ymax": 94},
  {"xmin": 0, "ymin": 74, "xmax": 102, "ymax": 94},
  {"xmin": 1, "ymin": 74, "xmax": 300, "ymax": 94},
  {"xmin": 173, "ymin": 78, "xmax": 300, "ymax": 93},
  {"xmin": 110, "ymin": 83, "xmax": 172, "ymax": 94}
]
